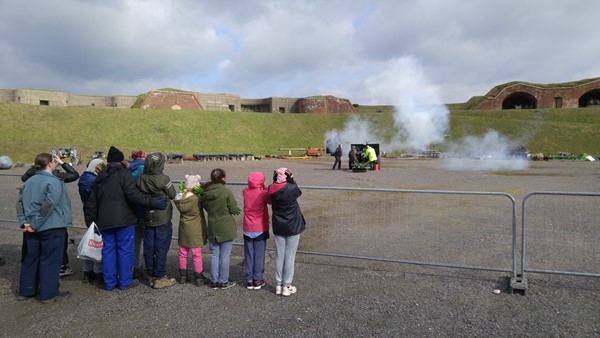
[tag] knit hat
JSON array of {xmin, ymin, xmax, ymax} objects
[
  {"xmin": 184, "ymin": 174, "xmax": 201, "ymax": 189},
  {"xmin": 131, "ymin": 149, "xmax": 146, "ymax": 160},
  {"xmin": 107, "ymin": 146, "xmax": 124, "ymax": 163},
  {"xmin": 275, "ymin": 167, "xmax": 288, "ymax": 184}
]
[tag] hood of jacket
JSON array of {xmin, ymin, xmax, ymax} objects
[
  {"xmin": 143, "ymin": 152, "xmax": 165, "ymax": 175},
  {"xmin": 247, "ymin": 171, "xmax": 265, "ymax": 189}
]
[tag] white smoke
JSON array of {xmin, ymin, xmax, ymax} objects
[
  {"xmin": 443, "ymin": 130, "xmax": 529, "ymax": 171},
  {"xmin": 324, "ymin": 56, "xmax": 529, "ymax": 171},
  {"xmin": 325, "ymin": 56, "xmax": 448, "ymax": 154}
]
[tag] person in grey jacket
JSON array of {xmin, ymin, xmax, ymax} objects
[
  {"xmin": 16, "ymin": 153, "xmax": 73, "ymax": 303},
  {"xmin": 136, "ymin": 152, "xmax": 177, "ymax": 289}
]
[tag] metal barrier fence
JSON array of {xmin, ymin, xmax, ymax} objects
[
  {"xmin": 10, "ymin": 174, "xmax": 600, "ymax": 294},
  {"xmin": 247, "ymin": 185, "xmax": 517, "ymax": 276},
  {"xmin": 1, "ymin": 174, "xmax": 517, "ymax": 276},
  {"xmin": 521, "ymin": 192, "xmax": 600, "ymax": 282}
]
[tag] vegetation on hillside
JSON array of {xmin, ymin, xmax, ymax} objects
[{"xmin": 1, "ymin": 103, "xmax": 599, "ymax": 163}]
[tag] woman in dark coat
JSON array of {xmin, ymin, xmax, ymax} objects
[{"xmin": 268, "ymin": 167, "xmax": 306, "ymax": 297}]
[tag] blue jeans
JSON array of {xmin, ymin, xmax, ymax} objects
[
  {"xmin": 134, "ymin": 219, "xmax": 145, "ymax": 271},
  {"xmin": 19, "ymin": 228, "xmax": 66, "ymax": 300},
  {"xmin": 210, "ymin": 240, "xmax": 233, "ymax": 284},
  {"xmin": 83, "ymin": 259, "xmax": 103, "ymax": 274},
  {"xmin": 243, "ymin": 234, "xmax": 267, "ymax": 281},
  {"xmin": 274, "ymin": 234, "xmax": 300, "ymax": 287},
  {"xmin": 143, "ymin": 222, "xmax": 173, "ymax": 278},
  {"xmin": 101, "ymin": 225, "xmax": 135, "ymax": 290}
]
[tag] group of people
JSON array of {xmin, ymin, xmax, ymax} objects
[
  {"xmin": 334, "ymin": 143, "xmax": 378, "ymax": 170},
  {"xmin": 16, "ymin": 145, "xmax": 306, "ymax": 303}
]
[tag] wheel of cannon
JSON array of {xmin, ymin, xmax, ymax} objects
[{"xmin": 71, "ymin": 147, "xmax": 80, "ymax": 166}]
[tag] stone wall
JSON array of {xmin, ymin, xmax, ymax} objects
[
  {"xmin": 140, "ymin": 90, "xmax": 203, "ymax": 110},
  {"xmin": 0, "ymin": 88, "xmax": 358, "ymax": 113},
  {"xmin": 0, "ymin": 88, "xmax": 137, "ymax": 108},
  {"xmin": 297, "ymin": 96, "xmax": 356, "ymax": 113}
]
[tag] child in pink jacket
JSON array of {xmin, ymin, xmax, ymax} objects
[{"xmin": 242, "ymin": 171, "xmax": 271, "ymax": 290}]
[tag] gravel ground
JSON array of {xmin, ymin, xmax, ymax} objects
[{"xmin": 0, "ymin": 157, "xmax": 599, "ymax": 337}]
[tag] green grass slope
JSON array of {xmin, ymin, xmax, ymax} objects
[{"xmin": 1, "ymin": 103, "xmax": 599, "ymax": 164}]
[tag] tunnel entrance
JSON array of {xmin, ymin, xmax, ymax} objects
[
  {"xmin": 502, "ymin": 92, "xmax": 537, "ymax": 109},
  {"xmin": 578, "ymin": 89, "xmax": 600, "ymax": 107}
]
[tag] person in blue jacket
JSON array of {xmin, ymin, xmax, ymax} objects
[
  {"xmin": 78, "ymin": 158, "xmax": 105, "ymax": 284},
  {"xmin": 129, "ymin": 149, "xmax": 147, "ymax": 278},
  {"xmin": 16, "ymin": 153, "xmax": 73, "ymax": 303}
]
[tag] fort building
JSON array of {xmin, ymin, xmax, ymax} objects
[
  {"xmin": 471, "ymin": 77, "xmax": 600, "ymax": 110},
  {"xmin": 0, "ymin": 88, "xmax": 355, "ymax": 114},
  {"xmin": 1, "ymin": 77, "xmax": 599, "ymax": 112}
]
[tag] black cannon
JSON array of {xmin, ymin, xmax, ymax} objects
[{"xmin": 50, "ymin": 146, "xmax": 81, "ymax": 166}]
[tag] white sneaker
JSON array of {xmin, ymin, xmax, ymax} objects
[
  {"xmin": 275, "ymin": 285, "xmax": 283, "ymax": 295},
  {"xmin": 282, "ymin": 285, "xmax": 297, "ymax": 297}
]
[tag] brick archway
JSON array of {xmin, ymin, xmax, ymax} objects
[
  {"xmin": 579, "ymin": 89, "xmax": 600, "ymax": 107},
  {"xmin": 502, "ymin": 92, "xmax": 537, "ymax": 109}
]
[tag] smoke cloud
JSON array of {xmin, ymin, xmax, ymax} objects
[
  {"xmin": 324, "ymin": 56, "xmax": 530, "ymax": 171},
  {"xmin": 443, "ymin": 130, "xmax": 529, "ymax": 171},
  {"xmin": 325, "ymin": 56, "xmax": 448, "ymax": 154}
]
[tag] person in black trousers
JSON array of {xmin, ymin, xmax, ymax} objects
[{"xmin": 332, "ymin": 144, "xmax": 343, "ymax": 170}]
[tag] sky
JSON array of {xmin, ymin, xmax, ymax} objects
[{"xmin": 1, "ymin": 0, "xmax": 599, "ymax": 105}]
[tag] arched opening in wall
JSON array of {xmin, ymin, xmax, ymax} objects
[
  {"xmin": 578, "ymin": 89, "xmax": 600, "ymax": 107},
  {"xmin": 502, "ymin": 92, "xmax": 537, "ymax": 109}
]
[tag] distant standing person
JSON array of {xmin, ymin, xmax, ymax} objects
[
  {"xmin": 84, "ymin": 146, "xmax": 167, "ymax": 291},
  {"xmin": 332, "ymin": 144, "xmax": 343, "ymax": 170},
  {"xmin": 17, "ymin": 153, "xmax": 73, "ymax": 303},
  {"xmin": 348, "ymin": 145, "xmax": 358, "ymax": 170},
  {"xmin": 129, "ymin": 149, "xmax": 147, "ymax": 279},
  {"xmin": 202, "ymin": 168, "xmax": 240, "ymax": 290},
  {"xmin": 242, "ymin": 171, "xmax": 271, "ymax": 290},
  {"xmin": 136, "ymin": 152, "xmax": 178, "ymax": 289},
  {"xmin": 21, "ymin": 153, "xmax": 79, "ymax": 278},
  {"xmin": 268, "ymin": 167, "xmax": 306, "ymax": 297}
]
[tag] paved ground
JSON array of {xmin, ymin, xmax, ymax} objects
[{"xmin": 0, "ymin": 157, "xmax": 598, "ymax": 337}]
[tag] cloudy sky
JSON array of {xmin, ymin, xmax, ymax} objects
[{"xmin": 1, "ymin": 0, "xmax": 598, "ymax": 104}]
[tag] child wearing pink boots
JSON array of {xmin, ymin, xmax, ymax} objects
[{"xmin": 173, "ymin": 175, "xmax": 208, "ymax": 286}]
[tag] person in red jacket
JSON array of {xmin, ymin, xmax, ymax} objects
[{"xmin": 242, "ymin": 171, "xmax": 271, "ymax": 290}]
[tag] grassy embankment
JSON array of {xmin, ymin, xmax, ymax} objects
[{"xmin": 1, "ymin": 103, "xmax": 599, "ymax": 164}]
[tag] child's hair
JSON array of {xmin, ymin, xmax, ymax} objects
[
  {"xmin": 34, "ymin": 153, "xmax": 53, "ymax": 170},
  {"xmin": 204, "ymin": 168, "xmax": 226, "ymax": 186}
]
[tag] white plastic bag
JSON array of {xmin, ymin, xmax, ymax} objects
[{"xmin": 77, "ymin": 222, "xmax": 103, "ymax": 262}]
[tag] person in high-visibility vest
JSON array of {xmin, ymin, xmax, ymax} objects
[{"xmin": 365, "ymin": 145, "xmax": 378, "ymax": 170}]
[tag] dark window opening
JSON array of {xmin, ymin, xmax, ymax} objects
[
  {"xmin": 229, "ymin": 104, "xmax": 235, "ymax": 112},
  {"xmin": 241, "ymin": 104, "xmax": 270, "ymax": 112},
  {"xmin": 279, "ymin": 107, "xmax": 285, "ymax": 113},
  {"xmin": 39, "ymin": 100, "xmax": 49, "ymax": 106}
]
